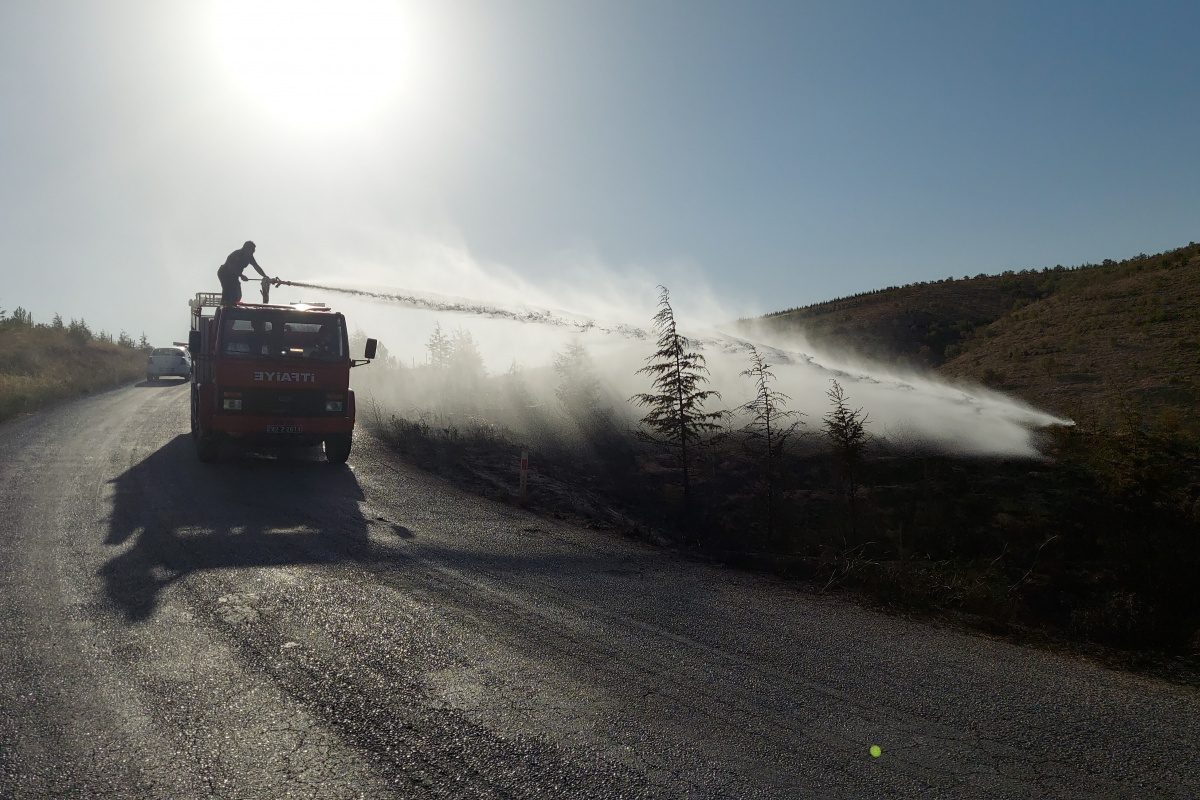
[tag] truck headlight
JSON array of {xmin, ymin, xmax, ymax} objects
[
  {"xmin": 325, "ymin": 400, "xmax": 344, "ymax": 412},
  {"xmin": 223, "ymin": 398, "xmax": 243, "ymax": 411}
]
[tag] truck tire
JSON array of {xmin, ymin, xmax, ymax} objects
[
  {"xmin": 190, "ymin": 389, "xmax": 200, "ymax": 439},
  {"xmin": 324, "ymin": 434, "xmax": 352, "ymax": 464},
  {"xmin": 191, "ymin": 385, "xmax": 221, "ymax": 461}
]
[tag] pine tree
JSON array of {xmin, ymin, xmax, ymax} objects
[
  {"xmin": 445, "ymin": 328, "xmax": 486, "ymax": 411},
  {"xmin": 67, "ymin": 318, "xmax": 92, "ymax": 345},
  {"xmin": 740, "ymin": 346, "xmax": 803, "ymax": 541},
  {"xmin": 823, "ymin": 380, "xmax": 869, "ymax": 536},
  {"xmin": 500, "ymin": 360, "xmax": 542, "ymax": 435},
  {"xmin": 449, "ymin": 328, "xmax": 485, "ymax": 377},
  {"xmin": 554, "ymin": 341, "xmax": 607, "ymax": 428},
  {"xmin": 426, "ymin": 322, "xmax": 452, "ymax": 369},
  {"xmin": 632, "ymin": 286, "xmax": 724, "ymax": 503},
  {"xmin": 501, "ymin": 360, "xmax": 532, "ymax": 409}
]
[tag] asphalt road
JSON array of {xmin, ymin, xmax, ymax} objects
[{"xmin": 0, "ymin": 381, "xmax": 1197, "ymax": 799}]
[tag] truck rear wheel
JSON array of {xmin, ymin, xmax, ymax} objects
[{"xmin": 324, "ymin": 434, "xmax": 352, "ymax": 464}]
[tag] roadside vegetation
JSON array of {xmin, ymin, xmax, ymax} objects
[
  {"xmin": 355, "ymin": 246, "xmax": 1200, "ymax": 678},
  {"xmin": 0, "ymin": 305, "xmax": 151, "ymax": 425}
]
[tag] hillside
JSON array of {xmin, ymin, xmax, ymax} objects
[
  {"xmin": 759, "ymin": 242, "xmax": 1200, "ymax": 428},
  {"xmin": 760, "ymin": 268, "xmax": 1057, "ymax": 368},
  {"xmin": 0, "ymin": 316, "xmax": 150, "ymax": 425}
]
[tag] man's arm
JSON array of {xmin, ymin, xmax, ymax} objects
[{"xmin": 248, "ymin": 254, "xmax": 269, "ymax": 280}]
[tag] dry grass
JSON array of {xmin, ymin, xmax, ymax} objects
[
  {"xmin": 940, "ymin": 249, "xmax": 1200, "ymax": 428},
  {"xmin": 0, "ymin": 323, "xmax": 146, "ymax": 425}
]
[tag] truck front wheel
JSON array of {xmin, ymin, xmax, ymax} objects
[
  {"xmin": 324, "ymin": 434, "xmax": 352, "ymax": 464},
  {"xmin": 190, "ymin": 389, "xmax": 199, "ymax": 439}
]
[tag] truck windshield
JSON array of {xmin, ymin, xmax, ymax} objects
[{"xmin": 220, "ymin": 311, "xmax": 346, "ymax": 361}]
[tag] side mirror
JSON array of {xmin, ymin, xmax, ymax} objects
[
  {"xmin": 364, "ymin": 338, "xmax": 378, "ymax": 360},
  {"xmin": 188, "ymin": 330, "xmax": 201, "ymax": 353}
]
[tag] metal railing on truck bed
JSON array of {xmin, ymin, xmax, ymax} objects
[{"xmin": 189, "ymin": 293, "xmax": 224, "ymax": 329}]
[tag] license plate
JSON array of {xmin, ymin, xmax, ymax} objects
[{"xmin": 267, "ymin": 425, "xmax": 303, "ymax": 434}]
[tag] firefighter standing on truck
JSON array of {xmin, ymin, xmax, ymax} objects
[{"xmin": 217, "ymin": 241, "xmax": 275, "ymax": 307}]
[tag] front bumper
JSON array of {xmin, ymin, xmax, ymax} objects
[{"xmin": 209, "ymin": 415, "xmax": 354, "ymax": 443}]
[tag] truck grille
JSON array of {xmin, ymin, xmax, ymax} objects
[{"xmin": 238, "ymin": 388, "xmax": 326, "ymax": 417}]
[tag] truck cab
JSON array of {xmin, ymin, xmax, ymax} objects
[{"xmin": 187, "ymin": 293, "xmax": 376, "ymax": 463}]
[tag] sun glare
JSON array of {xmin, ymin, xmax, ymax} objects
[{"xmin": 215, "ymin": 0, "xmax": 406, "ymax": 128}]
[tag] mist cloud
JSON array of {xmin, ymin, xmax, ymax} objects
[{"xmin": 293, "ymin": 231, "xmax": 1068, "ymax": 458}]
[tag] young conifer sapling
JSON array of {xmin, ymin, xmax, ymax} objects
[
  {"xmin": 740, "ymin": 345, "xmax": 803, "ymax": 541},
  {"xmin": 631, "ymin": 286, "xmax": 725, "ymax": 505}
]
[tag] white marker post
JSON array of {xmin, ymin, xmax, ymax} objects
[{"xmin": 518, "ymin": 450, "xmax": 529, "ymax": 507}]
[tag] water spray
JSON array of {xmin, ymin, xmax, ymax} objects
[
  {"xmin": 268, "ymin": 277, "xmax": 1068, "ymax": 444},
  {"xmin": 275, "ymin": 280, "xmax": 650, "ymax": 339},
  {"xmin": 271, "ymin": 280, "xmax": 966, "ymax": 394},
  {"xmin": 275, "ymin": 280, "xmax": 793, "ymax": 362}
]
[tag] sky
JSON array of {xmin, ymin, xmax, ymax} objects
[{"xmin": 1, "ymin": 0, "xmax": 1198, "ymax": 348}]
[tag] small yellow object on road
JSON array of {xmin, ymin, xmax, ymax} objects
[{"xmin": 870, "ymin": 745, "xmax": 882, "ymax": 758}]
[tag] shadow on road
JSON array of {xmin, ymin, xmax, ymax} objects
[
  {"xmin": 101, "ymin": 434, "xmax": 373, "ymax": 622},
  {"xmin": 133, "ymin": 378, "xmax": 189, "ymax": 388},
  {"xmin": 99, "ymin": 435, "xmax": 654, "ymax": 626}
]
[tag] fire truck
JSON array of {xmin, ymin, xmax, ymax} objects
[{"xmin": 187, "ymin": 292, "xmax": 377, "ymax": 463}]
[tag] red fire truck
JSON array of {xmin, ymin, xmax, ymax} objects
[{"xmin": 187, "ymin": 292, "xmax": 377, "ymax": 463}]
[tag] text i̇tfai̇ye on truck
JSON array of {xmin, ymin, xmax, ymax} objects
[{"xmin": 187, "ymin": 292, "xmax": 377, "ymax": 463}]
